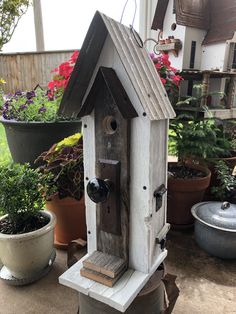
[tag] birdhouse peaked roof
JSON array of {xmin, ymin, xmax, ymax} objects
[
  {"xmin": 79, "ymin": 67, "xmax": 138, "ymax": 119},
  {"xmin": 152, "ymin": 0, "xmax": 236, "ymax": 45},
  {"xmin": 59, "ymin": 11, "xmax": 175, "ymax": 121}
]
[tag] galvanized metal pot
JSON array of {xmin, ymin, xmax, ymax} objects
[{"xmin": 191, "ymin": 201, "xmax": 236, "ymax": 259}]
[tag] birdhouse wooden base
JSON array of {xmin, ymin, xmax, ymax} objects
[
  {"xmin": 80, "ymin": 250, "xmax": 127, "ymax": 287},
  {"xmin": 59, "ymin": 250, "xmax": 167, "ymax": 312}
]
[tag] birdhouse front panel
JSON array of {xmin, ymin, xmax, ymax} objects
[{"xmin": 94, "ymin": 79, "xmax": 129, "ymax": 261}]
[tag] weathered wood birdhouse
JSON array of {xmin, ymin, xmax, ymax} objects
[{"xmin": 59, "ymin": 11, "xmax": 175, "ymax": 312}]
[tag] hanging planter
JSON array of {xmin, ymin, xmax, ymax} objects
[
  {"xmin": 0, "ymin": 51, "xmax": 81, "ymax": 167},
  {"xmin": 0, "ymin": 118, "xmax": 81, "ymax": 167}
]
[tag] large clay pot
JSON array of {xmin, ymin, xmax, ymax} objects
[
  {"xmin": 0, "ymin": 210, "xmax": 56, "ymax": 279},
  {"xmin": 46, "ymin": 195, "xmax": 87, "ymax": 249},
  {"xmin": 167, "ymin": 163, "xmax": 211, "ymax": 229},
  {"xmin": 0, "ymin": 118, "xmax": 81, "ymax": 167}
]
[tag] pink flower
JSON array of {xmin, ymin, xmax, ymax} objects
[
  {"xmin": 172, "ymin": 75, "xmax": 183, "ymax": 86},
  {"xmin": 160, "ymin": 77, "xmax": 167, "ymax": 85},
  {"xmin": 47, "ymin": 50, "xmax": 79, "ymax": 95},
  {"xmin": 150, "ymin": 52, "xmax": 183, "ymax": 104},
  {"xmin": 69, "ymin": 50, "xmax": 79, "ymax": 64},
  {"xmin": 155, "ymin": 63, "xmax": 162, "ymax": 70}
]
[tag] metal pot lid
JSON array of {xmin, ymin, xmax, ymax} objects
[{"xmin": 191, "ymin": 201, "xmax": 236, "ymax": 230}]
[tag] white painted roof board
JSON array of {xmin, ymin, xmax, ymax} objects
[{"xmin": 100, "ymin": 12, "xmax": 176, "ymax": 121}]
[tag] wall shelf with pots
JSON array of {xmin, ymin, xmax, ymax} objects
[{"xmin": 156, "ymin": 40, "xmax": 182, "ymax": 57}]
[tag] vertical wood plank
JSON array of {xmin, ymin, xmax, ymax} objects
[
  {"xmin": 0, "ymin": 50, "xmax": 74, "ymax": 93},
  {"xmin": 33, "ymin": 0, "xmax": 45, "ymax": 51},
  {"xmin": 76, "ymin": 35, "xmax": 167, "ymax": 275},
  {"xmin": 82, "ymin": 113, "xmax": 97, "ymax": 254},
  {"xmin": 94, "ymin": 81, "xmax": 130, "ymax": 263}
]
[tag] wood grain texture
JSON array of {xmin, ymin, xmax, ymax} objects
[
  {"xmin": 0, "ymin": 50, "xmax": 75, "ymax": 93},
  {"xmin": 83, "ymin": 250, "xmax": 126, "ymax": 278},
  {"xmin": 81, "ymin": 36, "xmax": 169, "ymax": 275},
  {"xmin": 59, "ymin": 250, "xmax": 167, "ymax": 312},
  {"xmin": 80, "ymin": 267, "xmax": 124, "ymax": 287},
  {"xmin": 82, "ymin": 114, "xmax": 97, "ymax": 255},
  {"xmin": 94, "ymin": 73, "xmax": 130, "ymax": 262},
  {"xmin": 79, "ymin": 67, "xmax": 138, "ymax": 119},
  {"xmin": 175, "ymin": 0, "xmax": 210, "ymax": 30},
  {"xmin": 33, "ymin": 0, "xmax": 45, "ymax": 51},
  {"xmin": 203, "ymin": 108, "xmax": 236, "ymax": 119}
]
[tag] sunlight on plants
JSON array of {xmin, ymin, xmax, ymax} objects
[{"xmin": 0, "ymin": 124, "xmax": 12, "ymax": 165}]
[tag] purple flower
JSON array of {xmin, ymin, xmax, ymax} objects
[
  {"xmin": 150, "ymin": 53, "xmax": 155, "ymax": 59},
  {"xmin": 26, "ymin": 91, "xmax": 36, "ymax": 99},
  {"xmin": 15, "ymin": 91, "xmax": 23, "ymax": 96},
  {"xmin": 19, "ymin": 104, "xmax": 27, "ymax": 110},
  {"xmin": 26, "ymin": 99, "xmax": 34, "ymax": 104},
  {"xmin": 2, "ymin": 112, "xmax": 8, "ymax": 119},
  {"xmin": 38, "ymin": 106, "xmax": 46, "ymax": 113},
  {"xmin": 3, "ymin": 101, "xmax": 9, "ymax": 109}
]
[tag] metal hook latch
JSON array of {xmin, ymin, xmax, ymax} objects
[{"xmin": 154, "ymin": 184, "xmax": 167, "ymax": 212}]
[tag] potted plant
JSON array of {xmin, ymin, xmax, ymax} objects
[
  {"xmin": 0, "ymin": 51, "xmax": 81, "ymax": 167},
  {"xmin": 211, "ymin": 160, "xmax": 236, "ymax": 203},
  {"xmin": 174, "ymin": 85, "xmax": 236, "ymax": 198},
  {"xmin": 203, "ymin": 119, "xmax": 236, "ymax": 198},
  {"xmin": 36, "ymin": 133, "xmax": 86, "ymax": 249},
  {"xmin": 0, "ymin": 163, "xmax": 56, "ymax": 281},
  {"xmin": 167, "ymin": 117, "xmax": 214, "ymax": 229}
]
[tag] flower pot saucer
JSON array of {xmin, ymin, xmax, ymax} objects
[
  {"xmin": 0, "ymin": 249, "xmax": 56, "ymax": 286},
  {"xmin": 54, "ymin": 238, "xmax": 69, "ymax": 250}
]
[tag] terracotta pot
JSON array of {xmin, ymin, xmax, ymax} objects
[
  {"xmin": 46, "ymin": 195, "xmax": 87, "ymax": 248},
  {"xmin": 167, "ymin": 163, "xmax": 211, "ymax": 229},
  {"xmin": 158, "ymin": 39, "xmax": 165, "ymax": 45}
]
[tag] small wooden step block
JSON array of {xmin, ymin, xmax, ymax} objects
[
  {"xmin": 82, "ymin": 251, "xmax": 127, "ymax": 279},
  {"xmin": 80, "ymin": 267, "xmax": 124, "ymax": 287}
]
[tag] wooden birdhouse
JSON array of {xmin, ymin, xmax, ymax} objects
[
  {"xmin": 150, "ymin": 0, "xmax": 236, "ymax": 111},
  {"xmin": 59, "ymin": 11, "xmax": 175, "ymax": 312}
]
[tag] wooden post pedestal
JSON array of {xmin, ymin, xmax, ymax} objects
[{"xmin": 78, "ymin": 265, "xmax": 165, "ymax": 314}]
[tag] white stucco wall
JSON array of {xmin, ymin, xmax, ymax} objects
[
  {"xmin": 162, "ymin": 0, "xmax": 186, "ymax": 70},
  {"xmin": 183, "ymin": 27, "xmax": 207, "ymax": 70},
  {"xmin": 201, "ymin": 42, "xmax": 227, "ymax": 71}
]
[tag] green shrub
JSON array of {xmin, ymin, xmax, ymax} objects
[{"xmin": 0, "ymin": 163, "xmax": 44, "ymax": 227}]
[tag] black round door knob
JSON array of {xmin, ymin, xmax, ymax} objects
[{"xmin": 87, "ymin": 178, "xmax": 111, "ymax": 203}]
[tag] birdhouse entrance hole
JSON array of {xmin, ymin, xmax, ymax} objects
[{"xmin": 102, "ymin": 115, "xmax": 118, "ymax": 134}]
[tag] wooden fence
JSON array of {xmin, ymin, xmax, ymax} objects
[{"xmin": 0, "ymin": 50, "xmax": 75, "ymax": 93}]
